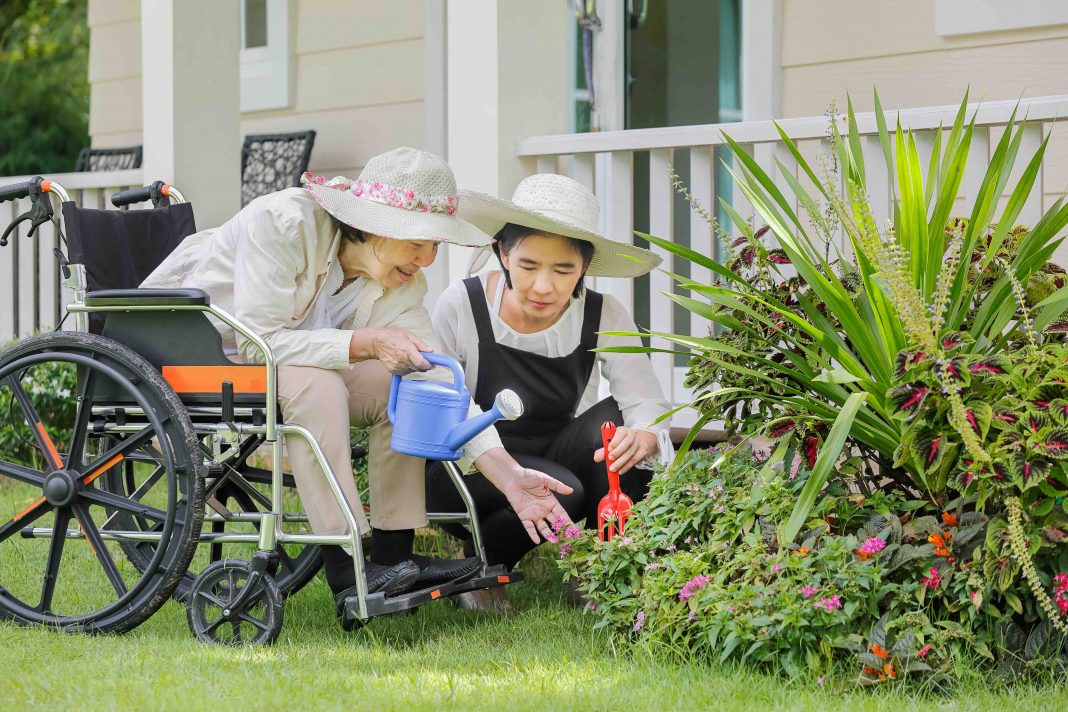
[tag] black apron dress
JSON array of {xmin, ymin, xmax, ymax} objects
[{"xmin": 462, "ymin": 276, "xmax": 602, "ymax": 453}]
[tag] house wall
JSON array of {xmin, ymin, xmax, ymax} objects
[
  {"xmin": 87, "ymin": 0, "xmax": 426, "ymax": 178},
  {"xmin": 780, "ymin": 0, "xmax": 1068, "ymax": 215}
]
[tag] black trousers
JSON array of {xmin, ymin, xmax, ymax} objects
[{"xmin": 425, "ymin": 398, "xmax": 653, "ymax": 569}]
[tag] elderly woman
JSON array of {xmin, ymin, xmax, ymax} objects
[
  {"xmin": 141, "ymin": 148, "xmax": 574, "ymax": 616},
  {"xmin": 426, "ymin": 174, "xmax": 673, "ymax": 608}
]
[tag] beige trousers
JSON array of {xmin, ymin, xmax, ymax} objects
[{"xmin": 277, "ymin": 361, "xmax": 428, "ymax": 537}]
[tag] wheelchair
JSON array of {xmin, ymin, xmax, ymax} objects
[{"xmin": 0, "ymin": 177, "xmax": 521, "ymax": 644}]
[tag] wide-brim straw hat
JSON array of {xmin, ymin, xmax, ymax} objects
[
  {"xmin": 301, "ymin": 147, "xmax": 491, "ymax": 248},
  {"xmin": 458, "ymin": 173, "xmax": 661, "ymax": 278}
]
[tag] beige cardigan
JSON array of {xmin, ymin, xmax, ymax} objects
[
  {"xmin": 142, "ymin": 187, "xmax": 436, "ymax": 370},
  {"xmin": 141, "ymin": 187, "xmax": 503, "ymax": 462}
]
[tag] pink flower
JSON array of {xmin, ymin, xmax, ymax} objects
[
  {"xmin": 918, "ymin": 644, "xmax": 933, "ymax": 658},
  {"xmin": 404, "ymin": 188, "xmax": 415, "ymax": 201},
  {"xmin": 644, "ymin": 562, "xmax": 660, "ymax": 571},
  {"xmin": 559, "ymin": 543, "xmax": 572, "ymax": 558},
  {"xmin": 679, "ymin": 575, "xmax": 711, "ymax": 601},
  {"xmin": 552, "ymin": 517, "xmax": 568, "ymax": 533},
  {"xmin": 814, "ymin": 595, "xmax": 842, "ymax": 612},
  {"xmin": 353, "ymin": 186, "xmax": 364, "ymax": 196},
  {"xmin": 1055, "ymin": 573, "xmax": 1068, "ymax": 594},
  {"xmin": 564, "ymin": 525, "xmax": 581, "ymax": 539},
  {"xmin": 922, "ymin": 566, "xmax": 941, "ymax": 588},
  {"xmin": 585, "ymin": 602, "xmax": 596, "ymax": 612},
  {"xmin": 856, "ymin": 537, "xmax": 886, "ymax": 561},
  {"xmin": 633, "ymin": 610, "xmax": 645, "ymax": 632},
  {"xmin": 816, "ymin": 676, "xmax": 825, "ymax": 687},
  {"xmin": 800, "ymin": 585, "xmax": 819, "ymax": 599},
  {"xmin": 771, "ymin": 564, "xmax": 781, "ymax": 573}
]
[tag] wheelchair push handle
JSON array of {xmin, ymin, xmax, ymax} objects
[
  {"xmin": 112, "ymin": 181, "xmax": 186, "ymax": 208},
  {"xmin": 0, "ymin": 177, "xmax": 69, "ymax": 247},
  {"xmin": 0, "ymin": 179, "xmax": 39, "ymax": 204}
]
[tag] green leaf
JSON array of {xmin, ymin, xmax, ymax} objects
[
  {"xmin": 780, "ymin": 392, "xmax": 868, "ymax": 543},
  {"xmin": 813, "ymin": 368, "xmax": 863, "ymax": 384}
]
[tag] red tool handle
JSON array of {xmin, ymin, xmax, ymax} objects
[{"xmin": 601, "ymin": 421, "xmax": 620, "ymax": 492}]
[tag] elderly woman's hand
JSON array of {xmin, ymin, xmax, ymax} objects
[
  {"xmin": 593, "ymin": 426, "xmax": 658, "ymax": 475},
  {"xmin": 350, "ymin": 327, "xmax": 433, "ymax": 374}
]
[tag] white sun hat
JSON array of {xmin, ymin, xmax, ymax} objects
[
  {"xmin": 301, "ymin": 147, "xmax": 491, "ymax": 248},
  {"xmin": 457, "ymin": 173, "xmax": 661, "ymax": 278}
]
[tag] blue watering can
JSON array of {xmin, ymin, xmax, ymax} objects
[{"xmin": 387, "ymin": 353, "xmax": 523, "ymax": 461}]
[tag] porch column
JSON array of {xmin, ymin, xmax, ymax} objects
[
  {"xmin": 441, "ymin": 0, "xmax": 570, "ymax": 284},
  {"xmin": 140, "ymin": 0, "xmax": 240, "ymax": 229}
]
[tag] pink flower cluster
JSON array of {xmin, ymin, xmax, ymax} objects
[
  {"xmin": 678, "ymin": 575, "xmax": 711, "ymax": 601},
  {"xmin": 921, "ymin": 566, "xmax": 941, "ymax": 589},
  {"xmin": 300, "ymin": 172, "xmax": 458, "ymax": 214},
  {"xmin": 1054, "ymin": 572, "xmax": 1068, "ymax": 614},
  {"xmin": 800, "ymin": 585, "xmax": 820, "ymax": 599},
  {"xmin": 857, "ymin": 537, "xmax": 886, "ymax": 556},
  {"xmin": 633, "ymin": 610, "xmax": 645, "ymax": 632},
  {"xmin": 813, "ymin": 594, "xmax": 842, "ymax": 612}
]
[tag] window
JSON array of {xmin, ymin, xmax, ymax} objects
[{"xmin": 240, "ymin": 0, "xmax": 292, "ymax": 112}]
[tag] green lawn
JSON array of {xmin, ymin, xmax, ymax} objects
[{"xmin": 1, "ymin": 487, "xmax": 1068, "ymax": 710}]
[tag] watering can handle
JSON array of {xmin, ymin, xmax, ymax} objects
[
  {"xmin": 386, "ymin": 353, "xmax": 466, "ymax": 425},
  {"xmin": 387, "ymin": 372, "xmax": 400, "ymax": 424},
  {"xmin": 422, "ymin": 353, "xmax": 466, "ymax": 390}
]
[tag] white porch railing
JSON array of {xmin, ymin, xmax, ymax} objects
[
  {"xmin": 0, "ymin": 169, "xmax": 144, "ymax": 344},
  {"xmin": 516, "ymin": 95, "xmax": 1068, "ymax": 428}
]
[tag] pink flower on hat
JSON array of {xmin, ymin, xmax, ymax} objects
[{"xmin": 404, "ymin": 188, "xmax": 415, "ymax": 201}]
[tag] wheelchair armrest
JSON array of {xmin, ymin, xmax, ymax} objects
[{"xmin": 84, "ymin": 288, "xmax": 211, "ymax": 307}]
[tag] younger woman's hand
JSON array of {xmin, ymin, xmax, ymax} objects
[{"xmin": 593, "ymin": 427, "xmax": 658, "ymax": 475}]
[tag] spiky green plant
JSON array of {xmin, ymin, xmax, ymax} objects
[{"xmin": 605, "ymin": 91, "xmax": 1068, "ymax": 542}]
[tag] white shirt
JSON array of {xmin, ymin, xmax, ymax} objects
[
  {"xmin": 295, "ymin": 260, "xmax": 367, "ymax": 331},
  {"xmin": 432, "ymin": 272, "xmax": 674, "ymax": 466}
]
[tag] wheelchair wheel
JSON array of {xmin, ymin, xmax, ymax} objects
[
  {"xmin": 187, "ymin": 558, "xmax": 283, "ymax": 645},
  {"xmin": 0, "ymin": 332, "xmax": 203, "ymax": 634}
]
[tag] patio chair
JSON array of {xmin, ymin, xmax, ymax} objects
[
  {"xmin": 74, "ymin": 145, "xmax": 143, "ymax": 172},
  {"xmin": 240, "ymin": 130, "xmax": 316, "ymax": 206}
]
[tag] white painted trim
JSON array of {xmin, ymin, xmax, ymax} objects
[
  {"xmin": 240, "ymin": 0, "xmax": 293, "ymax": 113},
  {"xmin": 591, "ymin": 0, "xmax": 625, "ymax": 132},
  {"xmin": 424, "ymin": 0, "xmax": 447, "ymax": 158},
  {"xmin": 517, "ymin": 95, "xmax": 1068, "ymax": 155},
  {"xmin": 741, "ymin": 0, "xmax": 781, "ymax": 120},
  {"xmin": 935, "ymin": 0, "xmax": 1068, "ymax": 37}
]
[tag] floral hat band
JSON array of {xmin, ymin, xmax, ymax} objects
[{"xmin": 301, "ymin": 172, "xmax": 457, "ymax": 215}]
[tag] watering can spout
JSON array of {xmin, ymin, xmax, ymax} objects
[{"xmin": 444, "ymin": 389, "xmax": 524, "ymax": 452}]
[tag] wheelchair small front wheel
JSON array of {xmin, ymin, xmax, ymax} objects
[{"xmin": 187, "ymin": 558, "xmax": 283, "ymax": 645}]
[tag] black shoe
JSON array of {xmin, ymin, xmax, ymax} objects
[
  {"xmin": 332, "ymin": 559, "xmax": 420, "ymax": 613},
  {"xmin": 410, "ymin": 554, "xmax": 482, "ymax": 589}
]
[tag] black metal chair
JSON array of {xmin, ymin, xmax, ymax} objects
[
  {"xmin": 74, "ymin": 146, "xmax": 143, "ymax": 172},
  {"xmin": 240, "ymin": 130, "xmax": 316, "ymax": 206}
]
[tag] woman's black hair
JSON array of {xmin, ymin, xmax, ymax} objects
[
  {"xmin": 492, "ymin": 223, "xmax": 595, "ymax": 299},
  {"xmin": 336, "ymin": 219, "xmax": 367, "ymax": 243}
]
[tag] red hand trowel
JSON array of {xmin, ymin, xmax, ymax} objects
[{"xmin": 597, "ymin": 421, "xmax": 633, "ymax": 541}]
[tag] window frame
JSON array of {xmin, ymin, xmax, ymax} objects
[{"xmin": 240, "ymin": 0, "xmax": 293, "ymax": 113}]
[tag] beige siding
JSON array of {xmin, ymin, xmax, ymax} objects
[
  {"xmin": 87, "ymin": 0, "xmax": 426, "ymax": 174},
  {"xmin": 780, "ymin": 0, "xmax": 1068, "ymax": 263}
]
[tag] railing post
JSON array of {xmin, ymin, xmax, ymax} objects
[
  {"xmin": 1020, "ymin": 123, "xmax": 1045, "ymax": 227},
  {"xmin": 688, "ymin": 146, "xmax": 715, "ymax": 340},
  {"xmin": 599, "ymin": 151, "xmax": 634, "ymax": 314},
  {"xmin": 648, "ymin": 148, "xmax": 676, "ymax": 404}
]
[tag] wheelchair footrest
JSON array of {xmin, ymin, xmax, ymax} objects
[{"xmin": 341, "ymin": 565, "xmax": 523, "ymax": 622}]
